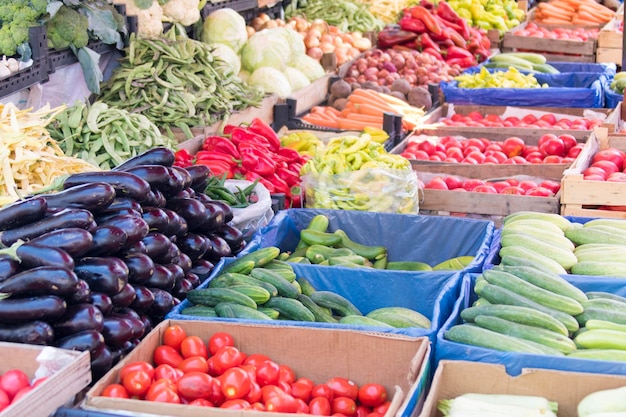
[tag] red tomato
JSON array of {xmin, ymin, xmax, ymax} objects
[
  {"xmin": 245, "ymin": 381, "xmax": 263, "ymax": 404},
  {"xmin": 525, "ymin": 187, "xmax": 554, "ymax": 197},
  {"xmin": 208, "ymin": 332, "xmax": 235, "ymax": 356},
  {"xmin": 153, "ymin": 345, "xmax": 184, "ymax": 368},
  {"xmin": 312, "ymin": 384, "xmax": 334, "ymax": 401},
  {"xmin": 176, "ymin": 371, "xmax": 214, "ymax": 401},
  {"xmin": 251, "ymin": 401, "xmax": 266, "ymax": 411},
  {"xmin": 356, "ymin": 405, "xmax": 373, "ymax": 417},
  {"xmin": 357, "ymin": 384, "xmax": 387, "ymax": 408},
  {"xmin": 255, "ymin": 360, "xmax": 280, "ymax": 386},
  {"xmin": 367, "ymin": 413, "xmax": 385, "ymax": 417},
  {"xmin": 11, "ymin": 386, "xmax": 32, "ymax": 403},
  {"xmin": 265, "ymin": 390, "xmax": 298, "ymax": 413},
  {"xmin": 0, "ymin": 389, "xmax": 8, "ymax": 412},
  {"xmin": 239, "ymin": 364, "xmax": 258, "ymax": 383},
  {"xmin": 261, "ymin": 384, "xmax": 284, "ymax": 402},
  {"xmin": 243, "ymin": 353, "xmax": 271, "ymax": 368},
  {"xmin": 461, "ymin": 179, "xmax": 485, "ymax": 191},
  {"xmin": 559, "ymin": 134, "xmax": 577, "ymax": 153},
  {"xmin": 122, "ymin": 370, "xmax": 152, "ymax": 397},
  {"xmin": 309, "ymin": 396, "xmax": 332, "ymax": 416},
  {"xmin": 221, "ymin": 399, "xmax": 251, "ymax": 409},
  {"xmin": 277, "ymin": 379, "xmax": 292, "ymax": 394},
  {"xmin": 592, "ymin": 160, "xmax": 620, "ymax": 175},
  {"xmin": 0, "ymin": 369, "xmax": 30, "ymax": 399},
  {"xmin": 295, "ymin": 377, "xmax": 315, "ymax": 389},
  {"xmin": 212, "ymin": 346, "xmax": 246, "ymax": 374},
  {"xmin": 291, "ymin": 380, "xmax": 312, "ymax": 402},
  {"xmin": 179, "ymin": 356, "xmax": 209, "ymax": 374},
  {"xmin": 180, "ymin": 336, "xmax": 208, "ymax": 359},
  {"xmin": 278, "ymin": 364, "xmax": 296, "ymax": 384},
  {"xmin": 220, "ymin": 367, "xmax": 251, "ymax": 400},
  {"xmin": 120, "ymin": 361, "xmax": 155, "ymax": 382},
  {"xmin": 163, "ymin": 325, "xmax": 187, "ymax": 351},
  {"xmin": 373, "ymin": 401, "xmax": 391, "ymax": 414},
  {"xmin": 154, "ymin": 364, "xmax": 183, "ymax": 382},
  {"xmin": 538, "ymin": 134, "xmax": 565, "ymax": 157},
  {"xmin": 101, "ymin": 384, "xmax": 130, "ymax": 398},
  {"xmin": 206, "ymin": 356, "xmax": 220, "ymax": 376},
  {"xmin": 207, "ymin": 376, "xmax": 225, "ymax": 406},
  {"xmin": 540, "ymin": 180, "xmax": 561, "ymax": 194},
  {"xmin": 333, "ymin": 397, "xmax": 357, "ymax": 416},
  {"xmin": 424, "ymin": 177, "xmax": 449, "ymax": 190},
  {"xmin": 189, "ymin": 398, "xmax": 214, "ymax": 407},
  {"xmin": 296, "ymin": 397, "xmax": 310, "ymax": 413},
  {"xmin": 145, "ymin": 379, "xmax": 180, "ymax": 403}
]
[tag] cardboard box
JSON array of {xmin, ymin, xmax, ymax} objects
[
  {"xmin": 418, "ymin": 360, "xmax": 626, "ymax": 417},
  {"xmin": 83, "ymin": 320, "xmax": 431, "ymax": 417},
  {"xmin": 0, "ymin": 343, "xmax": 90, "ymax": 417}
]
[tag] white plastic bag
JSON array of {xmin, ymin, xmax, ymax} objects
[{"xmin": 224, "ymin": 180, "xmax": 274, "ymax": 240}]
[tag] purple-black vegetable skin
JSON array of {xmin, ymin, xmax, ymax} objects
[
  {"xmin": 111, "ymin": 283, "xmax": 137, "ymax": 308},
  {"xmin": 53, "ymin": 303, "xmax": 105, "ymax": 338},
  {"xmin": 74, "ymin": 257, "xmax": 129, "ymax": 295},
  {"xmin": 0, "ymin": 266, "xmax": 79, "ymax": 297},
  {"xmin": 39, "ymin": 182, "xmax": 117, "ymax": 212},
  {"xmin": 0, "ymin": 208, "xmax": 94, "ymax": 246},
  {"xmin": 86, "ymin": 225, "xmax": 128, "ymax": 257},
  {"xmin": 0, "ymin": 197, "xmax": 47, "ymax": 232},
  {"xmin": 122, "ymin": 253, "xmax": 155, "ymax": 284},
  {"xmin": 27, "ymin": 228, "xmax": 93, "ymax": 258}
]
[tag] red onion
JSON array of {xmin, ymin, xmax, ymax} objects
[
  {"xmin": 363, "ymin": 67, "xmax": 379, "ymax": 78},
  {"xmin": 382, "ymin": 62, "xmax": 397, "ymax": 73}
]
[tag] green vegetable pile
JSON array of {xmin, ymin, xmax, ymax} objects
[
  {"xmin": 0, "ymin": 0, "xmax": 48, "ymax": 58},
  {"xmin": 285, "ymin": 0, "xmax": 384, "ymax": 33},
  {"xmin": 47, "ymin": 100, "xmax": 175, "ymax": 170},
  {"xmin": 98, "ymin": 25, "xmax": 264, "ymax": 139}
]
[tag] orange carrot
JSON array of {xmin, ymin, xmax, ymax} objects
[
  {"xmin": 337, "ymin": 119, "xmax": 381, "ymax": 130},
  {"xmin": 344, "ymin": 113, "xmax": 385, "ymax": 123},
  {"xmin": 323, "ymin": 106, "xmax": 342, "ymax": 117},
  {"xmin": 302, "ymin": 114, "xmax": 340, "ymax": 129}
]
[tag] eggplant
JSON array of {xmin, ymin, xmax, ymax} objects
[
  {"xmin": 90, "ymin": 292, "xmax": 113, "ymax": 315},
  {"xmin": 13, "ymin": 243, "xmax": 75, "ymax": 270},
  {"xmin": 129, "ymin": 285, "xmax": 155, "ymax": 313},
  {"xmin": 216, "ymin": 224, "xmax": 245, "ymax": 252},
  {"xmin": 105, "ymin": 198, "xmax": 143, "ymax": 213},
  {"xmin": 194, "ymin": 200, "xmax": 226, "ymax": 233},
  {"xmin": 185, "ymin": 165, "xmax": 211, "ymax": 193},
  {"xmin": 63, "ymin": 171, "xmax": 152, "ymax": 203},
  {"xmin": 67, "ymin": 279, "xmax": 92, "ymax": 304},
  {"xmin": 55, "ymin": 329, "xmax": 105, "ymax": 353},
  {"xmin": 172, "ymin": 278, "xmax": 193, "ymax": 300},
  {"xmin": 98, "ymin": 214, "xmax": 149, "ymax": 245},
  {"xmin": 147, "ymin": 288, "xmax": 175, "ymax": 319},
  {"xmin": 95, "ymin": 208, "xmax": 143, "ymax": 224},
  {"xmin": 0, "ymin": 295, "xmax": 66, "ymax": 323},
  {"xmin": 27, "ymin": 228, "xmax": 93, "ymax": 258},
  {"xmin": 178, "ymin": 252, "xmax": 193, "ymax": 274},
  {"xmin": 170, "ymin": 188, "xmax": 195, "ymax": 200},
  {"xmin": 122, "ymin": 165, "xmax": 173, "ymax": 191},
  {"xmin": 40, "ymin": 183, "xmax": 117, "ymax": 213},
  {"xmin": 153, "ymin": 190, "xmax": 167, "ymax": 208},
  {"xmin": 206, "ymin": 199, "xmax": 234, "ymax": 223},
  {"xmin": 120, "ymin": 240, "xmax": 147, "ymax": 256},
  {"xmin": 114, "ymin": 147, "xmax": 176, "ymax": 171},
  {"xmin": 0, "ymin": 321, "xmax": 54, "ymax": 345},
  {"xmin": 145, "ymin": 264, "xmax": 176, "ymax": 291},
  {"xmin": 141, "ymin": 232, "xmax": 172, "ymax": 260},
  {"xmin": 122, "ymin": 253, "xmax": 155, "ymax": 284},
  {"xmin": 101, "ymin": 316, "xmax": 135, "ymax": 348},
  {"xmin": 141, "ymin": 207, "xmax": 170, "ymax": 233},
  {"xmin": 110, "ymin": 308, "xmax": 145, "ymax": 339},
  {"xmin": 166, "ymin": 198, "xmax": 209, "ymax": 231},
  {"xmin": 74, "ymin": 257, "xmax": 129, "ymax": 295},
  {"xmin": 156, "ymin": 242, "xmax": 180, "ymax": 265},
  {"xmin": 0, "ymin": 257, "xmax": 20, "ymax": 282},
  {"xmin": 170, "ymin": 166, "xmax": 193, "ymax": 190},
  {"xmin": 189, "ymin": 260, "xmax": 214, "ymax": 281},
  {"xmin": 86, "ymin": 225, "xmax": 128, "ymax": 257},
  {"xmin": 163, "ymin": 264, "xmax": 184, "ymax": 285},
  {"xmin": 53, "ymin": 303, "xmax": 105, "ymax": 338},
  {"xmin": 177, "ymin": 233, "xmax": 210, "ymax": 261},
  {"xmin": 139, "ymin": 314, "xmax": 153, "ymax": 336},
  {"xmin": 205, "ymin": 234, "xmax": 232, "ymax": 261},
  {"xmin": 0, "ymin": 197, "xmax": 47, "ymax": 232},
  {"xmin": 110, "ymin": 283, "xmax": 137, "ymax": 308},
  {"xmin": 0, "ymin": 266, "xmax": 79, "ymax": 297},
  {"xmin": 161, "ymin": 208, "xmax": 188, "ymax": 236},
  {"xmin": 232, "ymin": 240, "xmax": 246, "ymax": 256},
  {"xmin": 0, "ymin": 208, "xmax": 94, "ymax": 247},
  {"xmin": 185, "ymin": 271, "xmax": 201, "ymax": 288},
  {"xmin": 91, "ymin": 343, "xmax": 114, "ymax": 380}
]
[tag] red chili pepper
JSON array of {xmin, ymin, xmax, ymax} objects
[
  {"xmin": 276, "ymin": 147, "xmax": 302, "ymax": 164},
  {"xmin": 429, "ymin": 27, "xmax": 452, "ymax": 41},
  {"xmin": 445, "ymin": 45, "xmax": 474, "ymax": 60},
  {"xmin": 247, "ymin": 118, "xmax": 280, "ymax": 152},
  {"xmin": 195, "ymin": 151, "xmax": 239, "ymax": 167},
  {"xmin": 196, "ymin": 159, "xmax": 234, "ymax": 178},
  {"xmin": 377, "ymin": 25, "xmax": 419, "ymax": 48},
  {"xmin": 276, "ymin": 167, "xmax": 300, "ymax": 187},
  {"xmin": 203, "ymin": 136, "xmax": 240, "ymax": 158},
  {"xmin": 222, "ymin": 124, "xmax": 237, "ymax": 135},
  {"xmin": 240, "ymin": 148, "xmax": 276, "ymax": 176},
  {"xmin": 258, "ymin": 178, "xmax": 276, "ymax": 193},
  {"xmin": 419, "ymin": 33, "xmax": 441, "ymax": 53},
  {"xmin": 418, "ymin": 0, "xmax": 435, "ymax": 9},
  {"xmin": 447, "ymin": 29, "xmax": 468, "ymax": 48},
  {"xmin": 399, "ymin": 16, "xmax": 427, "ymax": 34},
  {"xmin": 174, "ymin": 149, "xmax": 193, "ymax": 168},
  {"xmin": 410, "ymin": 6, "xmax": 442, "ymax": 36},
  {"xmin": 446, "ymin": 56, "xmax": 476, "ymax": 68},
  {"xmin": 422, "ymin": 47, "xmax": 444, "ymax": 61},
  {"xmin": 436, "ymin": 1, "xmax": 463, "ymax": 24},
  {"xmin": 268, "ymin": 173, "xmax": 291, "ymax": 197},
  {"xmin": 231, "ymin": 127, "xmax": 271, "ymax": 149}
]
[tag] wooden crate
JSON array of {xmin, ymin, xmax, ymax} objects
[
  {"xmin": 502, "ymin": 22, "xmax": 596, "ymax": 57},
  {"xmin": 596, "ymin": 46, "xmax": 622, "ymax": 65},
  {"xmin": 561, "ymin": 127, "xmax": 626, "ymax": 218}
]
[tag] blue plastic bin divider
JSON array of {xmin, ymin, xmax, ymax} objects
[
  {"xmin": 435, "ymin": 273, "xmax": 626, "ymax": 376},
  {"xmin": 167, "ymin": 257, "xmax": 464, "ymax": 343},
  {"xmin": 603, "ymin": 76, "xmax": 623, "ymax": 109},
  {"xmin": 239, "ymin": 208, "xmax": 495, "ymax": 273}
]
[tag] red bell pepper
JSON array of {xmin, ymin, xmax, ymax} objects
[
  {"xmin": 276, "ymin": 147, "xmax": 303, "ymax": 164},
  {"xmin": 419, "ymin": 33, "xmax": 441, "ymax": 53},
  {"xmin": 276, "ymin": 166, "xmax": 300, "ymax": 187},
  {"xmin": 422, "ymin": 47, "xmax": 444, "ymax": 61},
  {"xmin": 195, "ymin": 159, "xmax": 234, "ymax": 178},
  {"xmin": 231, "ymin": 127, "xmax": 271, "ymax": 149},
  {"xmin": 447, "ymin": 29, "xmax": 468, "ymax": 47},
  {"xmin": 445, "ymin": 45, "xmax": 474, "ymax": 60},
  {"xmin": 258, "ymin": 177, "xmax": 276, "ymax": 193},
  {"xmin": 419, "ymin": 0, "xmax": 435, "ymax": 9},
  {"xmin": 399, "ymin": 16, "xmax": 427, "ymax": 34},
  {"xmin": 174, "ymin": 149, "xmax": 193, "ymax": 168},
  {"xmin": 378, "ymin": 25, "xmax": 419, "ymax": 47},
  {"xmin": 446, "ymin": 56, "xmax": 476, "ymax": 68},
  {"xmin": 247, "ymin": 118, "xmax": 280, "ymax": 152},
  {"xmin": 410, "ymin": 6, "xmax": 442, "ymax": 36},
  {"xmin": 202, "ymin": 136, "xmax": 240, "ymax": 158},
  {"xmin": 195, "ymin": 151, "xmax": 239, "ymax": 167},
  {"xmin": 436, "ymin": 1, "xmax": 463, "ymax": 24},
  {"xmin": 222, "ymin": 124, "xmax": 237, "ymax": 135},
  {"xmin": 429, "ymin": 27, "xmax": 452, "ymax": 42},
  {"xmin": 240, "ymin": 147, "xmax": 276, "ymax": 176},
  {"xmin": 268, "ymin": 173, "xmax": 291, "ymax": 197}
]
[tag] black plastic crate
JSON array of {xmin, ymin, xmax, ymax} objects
[
  {"xmin": 0, "ymin": 26, "xmax": 49, "ymax": 99},
  {"xmin": 200, "ymin": 0, "xmax": 258, "ymax": 19},
  {"xmin": 47, "ymin": 40, "xmax": 117, "ymax": 73},
  {"xmin": 240, "ymin": 2, "xmax": 284, "ymax": 24}
]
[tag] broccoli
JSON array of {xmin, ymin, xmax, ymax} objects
[
  {"xmin": 0, "ymin": 0, "xmax": 48, "ymax": 57},
  {"xmin": 45, "ymin": 5, "xmax": 90, "ymax": 50}
]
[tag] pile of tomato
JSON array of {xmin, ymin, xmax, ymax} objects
[
  {"xmin": 101, "ymin": 326, "xmax": 391, "ymax": 416},
  {"xmin": 0, "ymin": 369, "xmax": 46, "ymax": 411}
]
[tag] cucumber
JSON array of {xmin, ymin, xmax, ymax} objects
[
  {"xmin": 187, "ymin": 288, "xmax": 257, "ymax": 309},
  {"xmin": 566, "ymin": 226, "xmax": 626, "ymax": 246},
  {"xmin": 214, "ymin": 302, "xmax": 273, "ymax": 320},
  {"xmin": 432, "ymin": 256, "xmax": 475, "ymax": 271},
  {"xmin": 333, "ymin": 229, "xmax": 387, "ymax": 260},
  {"xmin": 296, "ymin": 214, "xmax": 330, "ymax": 250},
  {"xmin": 264, "ymin": 297, "xmax": 315, "ymax": 322},
  {"xmin": 263, "ymin": 259, "xmax": 295, "ymax": 270},
  {"xmin": 460, "ymin": 304, "xmax": 569, "ymax": 336},
  {"xmin": 586, "ymin": 319, "xmax": 626, "ymax": 333},
  {"xmin": 501, "ymin": 218, "xmax": 565, "ymax": 236},
  {"xmin": 500, "ymin": 226, "xmax": 574, "ymax": 251},
  {"xmin": 328, "ymin": 255, "xmax": 369, "ymax": 266},
  {"xmin": 474, "ymin": 315, "xmax": 575, "ymax": 354},
  {"xmin": 306, "ymin": 245, "xmax": 355, "ymax": 264},
  {"xmin": 574, "ymin": 243, "xmax": 626, "ymax": 254},
  {"xmin": 366, "ymin": 306, "xmax": 431, "ymax": 329},
  {"xmin": 180, "ymin": 305, "xmax": 217, "ymax": 317},
  {"xmin": 530, "ymin": 63, "xmax": 560, "ymax": 74},
  {"xmin": 586, "ymin": 291, "xmax": 626, "ymax": 304},
  {"xmin": 385, "ymin": 261, "xmax": 432, "ymax": 271},
  {"xmin": 482, "ymin": 269, "xmax": 584, "ymax": 315},
  {"xmin": 499, "ymin": 246, "xmax": 568, "ymax": 275},
  {"xmin": 501, "ymin": 265, "xmax": 587, "ymax": 304},
  {"xmin": 583, "ymin": 218, "xmax": 626, "ymax": 231},
  {"xmin": 297, "ymin": 294, "xmax": 338, "ymax": 323},
  {"xmin": 296, "ymin": 277, "xmax": 317, "ymax": 296},
  {"xmin": 567, "ymin": 349, "xmax": 626, "ymax": 362},
  {"xmin": 209, "ymin": 273, "xmax": 279, "ymax": 297},
  {"xmin": 503, "ymin": 212, "xmax": 572, "ymax": 232},
  {"xmin": 310, "ymin": 291, "xmax": 362, "ymax": 317},
  {"xmin": 574, "ymin": 248, "xmax": 626, "ymax": 264},
  {"xmin": 575, "ymin": 307, "xmax": 626, "ymax": 326},
  {"xmin": 228, "ymin": 285, "xmax": 272, "ymax": 305},
  {"xmin": 221, "ymin": 247, "xmax": 281, "ymax": 274},
  {"xmin": 472, "ymin": 298, "xmax": 492, "ymax": 307},
  {"xmin": 574, "ymin": 329, "xmax": 626, "ymax": 350},
  {"xmin": 261, "ymin": 266, "xmax": 296, "ymax": 283},
  {"xmin": 300, "ymin": 230, "xmax": 342, "ymax": 247},
  {"xmin": 249, "ymin": 268, "xmax": 299, "ymax": 299},
  {"xmin": 583, "ymin": 298, "xmax": 626, "ymax": 314},
  {"xmin": 258, "ymin": 307, "xmax": 280, "ymax": 319},
  {"xmin": 571, "ymin": 261, "xmax": 626, "ymax": 278},
  {"xmin": 500, "ymin": 233, "xmax": 577, "ymax": 270},
  {"xmin": 444, "ymin": 324, "xmax": 556, "ymax": 355},
  {"xmin": 339, "ymin": 315, "xmax": 394, "ymax": 328},
  {"xmin": 475, "ymin": 282, "xmax": 579, "ymax": 333}
]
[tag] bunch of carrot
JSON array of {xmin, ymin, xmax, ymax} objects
[
  {"xmin": 534, "ymin": 0, "xmax": 616, "ymax": 25},
  {"xmin": 301, "ymin": 89, "xmax": 426, "ymax": 132}
]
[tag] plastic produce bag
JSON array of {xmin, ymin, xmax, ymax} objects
[
  {"xmin": 224, "ymin": 179, "xmax": 273, "ymax": 241},
  {"xmin": 301, "ymin": 168, "xmax": 421, "ymax": 214},
  {"xmin": 604, "ymin": 77, "xmax": 623, "ymax": 109}
]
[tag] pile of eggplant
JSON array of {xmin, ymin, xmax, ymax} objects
[{"xmin": 0, "ymin": 147, "xmax": 246, "ymax": 380}]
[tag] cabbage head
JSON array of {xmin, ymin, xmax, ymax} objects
[
  {"xmin": 201, "ymin": 9, "xmax": 248, "ymax": 53},
  {"xmin": 291, "ymin": 55, "xmax": 326, "ymax": 81},
  {"xmin": 248, "ymin": 67, "xmax": 292, "ymax": 98},
  {"xmin": 241, "ymin": 29, "xmax": 291, "ymax": 73},
  {"xmin": 284, "ymin": 67, "xmax": 311, "ymax": 92},
  {"xmin": 210, "ymin": 43, "xmax": 241, "ymax": 76}
]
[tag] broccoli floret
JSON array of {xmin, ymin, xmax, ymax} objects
[
  {"xmin": 45, "ymin": 5, "xmax": 90, "ymax": 50},
  {"xmin": 0, "ymin": 0, "xmax": 48, "ymax": 56}
]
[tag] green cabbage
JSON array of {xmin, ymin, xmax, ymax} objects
[
  {"xmin": 291, "ymin": 55, "xmax": 326, "ymax": 81},
  {"xmin": 284, "ymin": 67, "xmax": 311, "ymax": 92},
  {"xmin": 240, "ymin": 29, "xmax": 291, "ymax": 72},
  {"xmin": 276, "ymin": 27, "xmax": 306, "ymax": 64},
  {"xmin": 201, "ymin": 9, "xmax": 248, "ymax": 53},
  {"xmin": 210, "ymin": 43, "xmax": 241, "ymax": 76},
  {"xmin": 238, "ymin": 70, "xmax": 251, "ymax": 83},
  {"xmin": 248, "ymin": 67, "xmax": 292, "ymax": 98}
]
